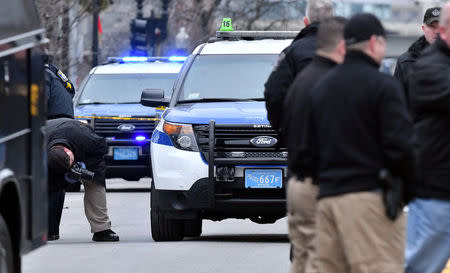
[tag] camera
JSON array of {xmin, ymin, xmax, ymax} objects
[{"xmin": 66, "ymin": 162, "xmax": 95, "ymax": 183}]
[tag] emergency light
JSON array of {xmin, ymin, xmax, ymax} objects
[
  {"xmin": 107, "ymin": 56, "xmax": 187, "ymax": 63},
  {"xmin": 135, "ymin": 136, "xmax": 146, "ymax": 141},
  {"xmin": 122, "ymin": 56, "xmax": 148, "ymax": 62},
  {"xmin": 168, "ymin": 56, "xmax": 188, "ymax": 62},
  {"xmin": 216, "ymin": 31, "xmax": 298, "ymax": 39}
]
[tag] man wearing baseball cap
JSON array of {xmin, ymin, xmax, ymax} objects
[
  {"xmin": 406, "ymin": 2, "xmax": 450, "ymax": 273},
  {"xmin": 394, "ymin": 7, "xmax": 441, "ymax": 110},
  {"xmin": 300, "ymin": 13, "xmax": 415, "ymax": 273}
]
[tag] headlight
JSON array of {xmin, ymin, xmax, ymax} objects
[{"xmin": 163, "ymin": 121, "xmax": 199, "ymax": 152}]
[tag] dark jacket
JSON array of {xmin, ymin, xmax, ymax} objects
[
  {"xmin": 307, "ymin": 51, "xmax": 415, "ymax": 199},
  {"xmin": 45, "ymin": 66, "xmax": 75, "ymax": 120},
  {"xmin": 264, "ymin": 23, "xmax": 319, "ymax": 135},
  {"xmin": 283, "ymin": 55, "xmax": 338, "ymax": 180},
  {"xmin": 409, "ymin": 38, "xmax": 450, "ymax": 201},
  {"xmin": 46, "ymin": 118, "xmax": 108, "ymax": 190},
  {"xmin": 394, "ymin": 36, "xmax": 429, "ymax": 108}
]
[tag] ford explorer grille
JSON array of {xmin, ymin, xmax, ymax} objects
[{"xmin": 193, "ymin": 124, "xmax": 287, "ymax": 164}]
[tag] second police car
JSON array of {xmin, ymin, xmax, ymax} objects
[
  {"xmin": 74, "ymin": 57, "xmax": 184, "ymax": 181},
  {"xmin": 142, "ymin": 29, "xmax": 297, "ymax": 241}
]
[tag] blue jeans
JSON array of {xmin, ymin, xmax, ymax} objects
[{"xmin": 405, "ymin": 198, "xmax": 450, "ymax": 273}]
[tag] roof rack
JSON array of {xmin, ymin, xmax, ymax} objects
[
  {"xmin": 215, "ymin": 31, "xmax": 298, "ymax": 40},
  {"xmin": 106, "ymin": 56, "xmax": 187, "ymax": 64}
]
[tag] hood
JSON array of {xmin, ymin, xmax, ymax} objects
[
  {"xmin": 408, "ymin": 36, "xmax": 429, "ymax": 58},
  {"xmin": 75, "ymin": 103, "xmax": 158, "ymax": 118},
  {"xmin": 294, "ymin": 22, "xmax": 319, "ymax": 41},
  {"xmin": 163, "ymin": 101, "xmax": 270, "ymax": 125}
]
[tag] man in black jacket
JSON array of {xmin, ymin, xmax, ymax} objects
[
  {"xmin": 394, "ymin": 7, "xmax": 441, "ymax": 108},
  {"xmin": 406, "ymin": 3, "xmax": 450, "ymax": 272},
  {"xmin": 47, "ymin": 118, "xmax": 119, "ymax": 242},
  {"xmin": 264, "ymin": 0, "xmax": 333, "ymax": 136},
  {"xmin": 304, "ymin": 14, "xmax": 415, "ymax": 273},
  {"xmin": 283, "ymin": 17, "xmax": 347, "ymax": 273}
]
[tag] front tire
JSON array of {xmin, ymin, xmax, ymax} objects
[
  {"xmin": 0, "ymin": 215, "xmax": 13, "ymax": 273},
  {"xmin": 150, "ymin": 188, "xmax": 184, "ymax": 241}
]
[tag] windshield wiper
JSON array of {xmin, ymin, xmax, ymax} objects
[
  {"xmin": 246, "ymin": 98, "xmax": 265, "ymax": 101},
  {"xmin": 177, "ymin": 98, "xmax": 265, "ymax": 104},
  {"xmin": 78, "ymin": 102, "xmax": 139, "ymax": 105},
  {"xmin": 114, "ymin": 102, "xmax": 141, "ymax": 104},
  {"xmin": 78, "ymin": 102, "xmax": 112, "ymax": 105}
]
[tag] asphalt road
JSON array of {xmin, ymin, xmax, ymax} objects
[{"xmin": 22, "ymin": 179, "xmax": 290, "ymax": 273}]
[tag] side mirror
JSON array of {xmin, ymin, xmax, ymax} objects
[{"xmin": 140, "ymin": 88, "xmax": 170, "ymax": 107}]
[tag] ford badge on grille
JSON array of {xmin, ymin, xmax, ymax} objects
[
  {"xmin": 117, "ymin": 124, "xmax": 136, "ymax": 132},
  {"xmin": 250, "ymin": 136, "xmax": 278, "ymax": 147}
]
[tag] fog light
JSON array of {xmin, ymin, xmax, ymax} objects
[
  {"xmin": 216, "ymin": 166, "xmax": 235, "ymax": 182},
  {"xmin": 177, "ymin": 135, "xmax": 192, "ymax": 148}
]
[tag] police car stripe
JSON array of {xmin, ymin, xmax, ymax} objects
[{"xmin": 151, "ymin": 130, "xmax": 173, "ymax": 146}]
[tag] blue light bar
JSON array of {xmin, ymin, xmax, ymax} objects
[
  {"xmin": 135, "ymin": 136, "xmax": 146, "ymax": 141},
  {"xmin": 122, "ymin": 56, "xmax": 148, "ymax": 62},
  {"xmin": 106, "ymin": 56, "xmax": 187, "ymax": 64},
  {"xmin": 168, "ymin": 56, "xmax": 187, "ymax": 62}
]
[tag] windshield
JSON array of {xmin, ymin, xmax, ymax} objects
[
  {"xmin": 179, "ymin": 55, "xmax": 278, "ymax": 102},
  {"xmin": 78, "ymin": 73, "xmax": 177, "ymax": 104}
]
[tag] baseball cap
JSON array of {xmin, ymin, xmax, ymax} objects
[
  {"xmin": 344, "ymin": 13, "xmax": 386, "ymax": 46},
  {"xmin": 423, "ymin": 7, "xmax": 441, "ymax": 26}
]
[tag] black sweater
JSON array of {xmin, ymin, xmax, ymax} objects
[
  {"xmin": 307, "ymin": 51, "xmax": 416, "ymax": 199},
  {"xmin": 283, "ymin": 55, "xmax": 337, "ymax": 180},
  {"xmin": 394, "ymin": 36, "xmax": 429, "ymax": 109},
  {"xmin": 264, "ymin": 23, "xmax": 319, "ymax": 134},
  {"xmin": 409, "ymin": 38, "xmax": 450, "ymax": 201},
  {"xmin": 46, "ymin": 118, "xmax": 108, "ymax": 189}
]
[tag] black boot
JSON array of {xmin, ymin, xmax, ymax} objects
[{"xmin": 92, "ymin": 229, "xmax": 119, "ymax": 242}]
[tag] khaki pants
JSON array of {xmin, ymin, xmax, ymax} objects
[
  {"xmin": 83, "ymin": 180, "xmax": 111, "ymax": 233},
  {"xmin": 287, "ymin": 177, "xmax": 319, "ymax": 273},
  {"xmin": 316, "ymin": 191, "xmax": 406, "ymax": 273}
]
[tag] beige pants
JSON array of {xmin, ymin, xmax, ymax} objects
[
  {"xmin": 287, "ymin": 177, "xmax": 319, "ymax": 273},
  {"xmin": 316, "ymin": 191, "xmax": 406, "ymax": 273},
  {"xmin": 83, "ymin": 180, "xmax": 111, "ymax": 233}
]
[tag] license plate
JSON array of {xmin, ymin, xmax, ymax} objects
[
  {"xmin": 113, "ymin": 147, "xmax": 138, "ymax": 160},
  {"xmin": 245, "ymin": 169, "xmax": 283, "ymax": 189}
]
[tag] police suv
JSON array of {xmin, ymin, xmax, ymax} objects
[
  {"xmin": 74, "ymin": 57, "xmax": 184, "ymax": 181},
  {"xmin": 142, "ymin": 31, "xmax": 296, "ymax": 241}
]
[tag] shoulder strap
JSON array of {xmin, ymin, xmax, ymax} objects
[{"xmin": 45, "ymin": 64, "xmax": 75, "ymax": 94}]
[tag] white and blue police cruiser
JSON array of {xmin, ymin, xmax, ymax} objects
[
  {"xmin": 141, "ymin": 30, "xmax": 297, "ymax": 241},
  {"xmin": 74, "ymin": 57, "xmax": 184, "ymax": 181}
]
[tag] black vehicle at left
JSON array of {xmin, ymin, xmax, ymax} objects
[{"xmin": 0, "ymin": 0, "xmax": 48, "ymax": 272}]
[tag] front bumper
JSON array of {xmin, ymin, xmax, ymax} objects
[
  {"xmin": 152, "ymin": 177, "xmax": 286, "ymax": 221},
  {"xmin": 104, "ymin": 139, "xmax": 152, "ymax": 179}
]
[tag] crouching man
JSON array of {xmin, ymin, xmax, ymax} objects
[{"xmin": 46, "ymin": 118, "xmax": 119, "ymax": 242}]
